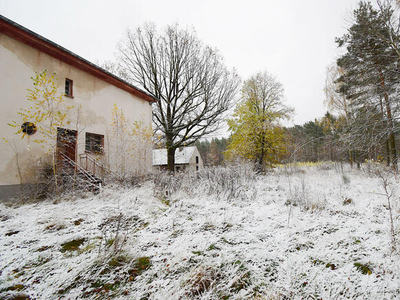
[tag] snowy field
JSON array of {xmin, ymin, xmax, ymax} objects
[{"xmin": 1, "ymin": 162, "xmax": 399, "ymax": 299}]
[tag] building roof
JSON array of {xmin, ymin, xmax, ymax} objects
[
  {"xmin": 153, "ymin": 146, "xmax": 197, "ymax": 166},
  {"xmin": 0, "ymin": 15, "xmax": 157, "ymax": 103}
]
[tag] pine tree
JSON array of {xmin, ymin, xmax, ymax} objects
[{"xmin": 336, "ymin": 1, "xmax": 400, "ymax": 169}]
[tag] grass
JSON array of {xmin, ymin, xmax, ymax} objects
[{"xmin": 1, "ymin": 163, "xmax": 399, "ymax": 299}]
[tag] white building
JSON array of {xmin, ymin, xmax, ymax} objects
[
  {"xmin": 153, "ymin": 146, "xmax": 204, "ymax": 172},
  {"xmin": 0, "ymin": 16, "xmax": 156, "ymax": 199}
]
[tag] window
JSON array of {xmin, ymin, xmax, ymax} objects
[
  {"xmin": 85, "ymin": 132, "xmax": 104, "ymax": 154},
  {"xmin": 196, "ymin": 156, "xmax": 199, "ymax": 164},
  {"xmin": 65, "ymin": 78, "xmax": 73, "ymax": 97}
]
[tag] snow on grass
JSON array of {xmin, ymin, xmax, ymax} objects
[{"xmin": 0, "ymin": 162, "xmax": 399, "ymax": 299}]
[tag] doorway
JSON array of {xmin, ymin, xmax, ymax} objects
[{"xmin": 56, "ymin": 128, "xmax": 77, "ymax": 170}]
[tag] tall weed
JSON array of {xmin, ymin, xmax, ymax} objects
[{"xmin": 153, "ymin": 163, "xmax": 257, "ymax": 201}]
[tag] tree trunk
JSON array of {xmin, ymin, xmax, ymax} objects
[
  {"xmin": 258, "ymin": 135, "xmax": 265, "ymax": 172},
  {"xmin": 349, "ymin": 149, "xmax": 353, "ymax": 167},
  {"xmin": 378, "ymin": 68, "xmax": 397, "ymax": 170},
  {"xmin": 167, "ymin": 147, "xmax": 176, "ymax": 173},
  {"xmin": 379, "ymin": 95, "xmax": 391, "ymax": 166}
]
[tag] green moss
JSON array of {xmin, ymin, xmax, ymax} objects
[
  {"xmin": 60, "ymin": 238, "xmax": 86, "ymax": 252},
  {"xmin": 311, "ymin": 258, "xmax": 325, "ymax": 266},
  {"xmin": 5, "ymin": 284, "xmax": 25, "ymax": 291},
  {"xmin": 289, "ymin": 242, "xmax": 314, "ymax": 252},
  {"xmin": 81, "ymin": 280, "xmax": 121, "ymax": 298},
  {"xmin": 221, "ymin": 237, "xmax": 235, "ymax": 245},
  {"xmin": 326, "ymin": 263, "xmax": 337, "ymax": 270},
  {"xmin": 2, "ymin": 293, "xmax": 30, "ymax": 300},
  {"xmin": 171, "ymin": 230, "xmax": 183, "ymax": 238},
  {"xmin": 161, "ymin": 199, "xmax": 170, "ymax": 206},
  {"xmin": 79, "ymin": 242, "xmax": 96, "ymax": 253},
  {"xmin": 311, "ymin": 258, "xmax": 337, "ymax": 270},
  {"xmin": 354, "ymin": 262, "xmax": 372, "ymax": 275},
  {"xmin": 108, "ymin": 255, "xmax": 129, "ymax": 268},
  {"xmin": 207, "ymin": 244, "xmax": 220, "ymax": 251},
  {"xmin": 202, "ymin": 223, "xmax": 215, "ymax": 231},
  {"xmin": 106, "ymin": 238, "xmax": 115, "ymax": 247},
  {"xmin": 129, "ymin": 256, "xmax": 151, "ymax": 278}
]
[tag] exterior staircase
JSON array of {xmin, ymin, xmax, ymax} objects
[
  {"xmin": 79, "ymin": 153, "xmax": 122, "ymax": 183},
  {"xmin": 58, "ymin": 152, "xmax": 104, "ymax": 193}
]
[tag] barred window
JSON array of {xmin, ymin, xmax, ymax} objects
[{"xmin": 85, "ymin": 132, "xmax": 104, "ymax": 154}]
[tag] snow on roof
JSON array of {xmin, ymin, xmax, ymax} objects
[{"xmin": 153, "ymin": 146, "xmax": 196, "ymax": 166}]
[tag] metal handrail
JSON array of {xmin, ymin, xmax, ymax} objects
[
  {"xmin": 79, "ymin": 153, "xmax": 122, "ymax": 182},
  {"xmin": 59, "ymin": 152, "xmax": 100, "ymax": 186},
  {"xmin": 79, "ymin": 153, "xmax": 105, "ymax": 178}
]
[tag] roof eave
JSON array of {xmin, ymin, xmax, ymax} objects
[{"xmin": 0, "ymin": 15, "xmax": 157, "ymax": 104}]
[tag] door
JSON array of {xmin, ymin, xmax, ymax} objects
[{"xmin": 57, "ymin": 128, "xmax": 77, "ymax": 171}]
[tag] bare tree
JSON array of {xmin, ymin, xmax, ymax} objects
[
  {"xmin": 116, "ymin": 24, "xmax": 240, "ymax": 171},
  {"xmin": 324, "ymin": 64, "xmax": 351, "ymax": 116}
]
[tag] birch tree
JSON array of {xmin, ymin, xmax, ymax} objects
[
  {"xmin": 225, "ymin": 71, "xmax": 293, "ymax": 170},
  {"xmin": 7, "ymin": 70, "xmax": 73, "ymax": 187}
]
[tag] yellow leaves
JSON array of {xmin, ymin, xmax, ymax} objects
[
  {"xmin": 111, "ymin": 104, "xmax": 129, "ymax": 135},
  {"xmin": 132, "ymin": 121, "xmax": 152, "ymax": 139},
  {"xmin": 7, "ymin": 122, "xmax": 17, "ymax": 128},
  {"xmin": 110, "ymin": 105, "xmax": 152, "ymax": 176},
  {"xmin": 226, "ymin": 87, "xmax": 288, "ymax": 166},
  {"xmin": 6, "ymin": 70, "xmax": 73, "ymax": 143}
]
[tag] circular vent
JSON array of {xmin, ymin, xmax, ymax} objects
[{"xmin": 21, "ymin": 122, "xmax": 37, "ymax": 135}]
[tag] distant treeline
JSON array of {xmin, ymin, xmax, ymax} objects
[
  {"xmin": 196, "ymin": 110, "xmax": 394, "ymax": 167},
  {"xmin": 195, "ymin": 138, "xmax": 230, "ymax": 167},
  {"xmin": 285, "ymin": 113, "xmax": 356, "ymax": 164}
]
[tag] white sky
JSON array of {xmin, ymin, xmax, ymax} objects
[{"xmin": 0, "ymin": 0, "xmax": 360, "ymax": 126}]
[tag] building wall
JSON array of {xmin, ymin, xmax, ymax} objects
[
  {"xmin": 152, "ymin": 147, "xmax": 204, "ymax": 172},
  {"xmin": 188, "ymin": 147, "xmax": 204, "ymax": 171},
  {"xmin": 0, "ymin": 33, "xmax": 153, "ymax": 189}
]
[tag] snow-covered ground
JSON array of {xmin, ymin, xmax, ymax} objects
[{"xmin": 1, "ymin": 162, "xmax": 399, "ymax": 299}]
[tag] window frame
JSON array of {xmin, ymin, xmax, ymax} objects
[
  {"xmin": 85, "ymin": 132, "xmax": 104, "ymax": 154},
  {"xmin": 65, "ymin": 78, "xmax": 73, "ymax": 98}
]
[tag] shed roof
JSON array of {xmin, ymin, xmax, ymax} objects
[
  {"xmin": 0, "ymin": 15, "xmax": 157, "ymax": 103},
  {"xmin": 153, "ymin": 147, "xmax": 197, "ymax": 166}
]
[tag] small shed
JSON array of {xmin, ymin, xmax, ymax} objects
[{"xmin": 153, "ymin": 146, "xmax": 204, "ymax": 172}]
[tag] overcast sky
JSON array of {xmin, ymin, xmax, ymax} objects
[{"xmin": 1, "ymin": 0, "xmax": 361, "ymax": 127}]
